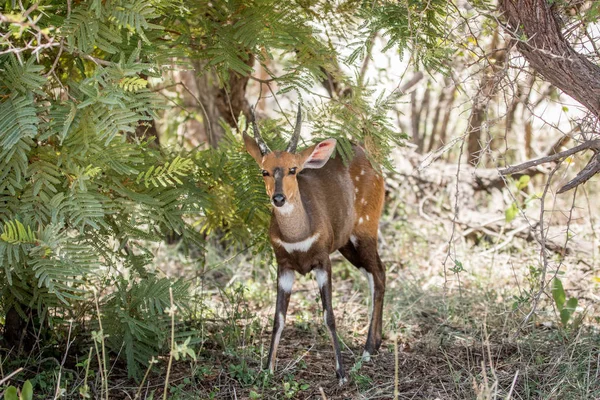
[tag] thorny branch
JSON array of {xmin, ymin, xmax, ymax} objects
[{"xmin": 500, "ymin": 139, "xmax": 600, "ymax": 193}]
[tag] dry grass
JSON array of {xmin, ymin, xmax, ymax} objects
[
  {"xmin": 4, "ymin": 150, "xmax": 598, "ymax": 399},
  {"xmin": 124, "ymin": 149, "xmax": 599, "ymax": 399}
]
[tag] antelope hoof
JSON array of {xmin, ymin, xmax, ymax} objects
[
  {"xmin": 339, "ymin": 376, "xmax": 348, "ymax": 386},
  {"xmin": 362, "ymin": 350, "xmax": 371, "ymax": 362}
]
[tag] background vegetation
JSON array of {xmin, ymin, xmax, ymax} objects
[{"xmin": 0, "ymin": 0, "xmax": 599, "ymax": 398}]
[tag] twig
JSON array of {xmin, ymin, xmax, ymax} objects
[
  {"xmin": 45, "ymin": 40, "xmax": 64, "ymax": 77},
  {"xmin": 53, "ymin": 320, "xmax": 74, "ymax": 400},
  {"xmin": 158, "ymin": 81, "xmax": 213, "ymax": 143},
  {"xmin": 319, "ymin": 387, "xmax": 328, "ymax": 400},
  {"xmin": 506, "ymin": 369, "xmax": 519, "ymax": 400},
  {"xmin": 93, "ymin": 290, "xmax": 109, "ymax": 400},
  {"xmin": 398, "ymin": 72, "xmax": 424, "ymax": 95},
  {"xmin": 441, "ymin": 129, "xmax": 467, "ymax": 294},
  {"xmin": 358, "ymin": 31, "xmax": 377, "ymax": 88},
  {"xmin": 500, "ymin": 139, "xmax": 600, "ymax": 175},
  {"xmin": 515, "ymin": 163, "xmax": 561, "ymax": 336},
  {"xmin": 557, "ymin": 153, "xmax": 600, "ymax": 193},
  {"xmin": 0, "ymin": 367, "xmax": 23, "ymax": 386},
  {"xmin": 163, "ymin": 287, "xmax": 175, "ymax": 400}
]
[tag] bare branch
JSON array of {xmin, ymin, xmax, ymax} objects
[
  {"xmin": 557, "ymin": 153, "xmax": 600, "ymax": 193},
  {"xmin": 499, "ymin": 139, "xmax": 600, "ymax": 175}
]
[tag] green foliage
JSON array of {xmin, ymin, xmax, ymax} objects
[
  {"xmin": 0, "ymin": 0, "xmax": 198, "ymax": 379},
  {"xmin": 137, "ymin": 156, "xmax": 193, "ymax": 188},
  {"xmin": 551, "ymin": 277, "xmax": 579, "ymax": 326},
  {"xmin": 355, "ymin": 1, "xmax": 452, "ymax": 71},
  {"xmin": 3, "ymin": 380, "xmax": 33, "ymax": 400},
  {"xmin": 0, "ymin": 0, "xmax": 451, "ymax": 386}
]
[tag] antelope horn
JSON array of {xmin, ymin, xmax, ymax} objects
[
  {"xmin": 286, "ymin": 104, "xmax": 302, "ymax": 153},
  {"xmin": 250, "ymin": 106, "xmax": 271, "ymax": 155}
]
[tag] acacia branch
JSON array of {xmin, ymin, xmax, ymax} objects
[
  {"xmin": 499, "ymin": 139, "xmax": 600, "ymax": 176},
  {"xmin": 499, "ymin": 0, "xmax": 600, "ymax": 118}
]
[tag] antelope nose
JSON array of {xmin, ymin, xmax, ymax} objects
[{"xmin": 272, "ymin": 194, "xmax": 286, "ymax": 207}]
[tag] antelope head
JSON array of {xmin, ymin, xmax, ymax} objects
[{"xmin": 243, "ymin": 106, "xmax": 336, "ymax": 208}]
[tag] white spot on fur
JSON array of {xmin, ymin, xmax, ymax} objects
[
  {"xmin": 355, "ymin": 188, "xmax": 359, "ymax": 193},
  {"xmin": 274, "ymin": 233, "xmax": 320, "ymax": 253},
  {"xmin": 361, "ymin": 169, "xmax": 365, "ymax": 175},
  {"xmin": 361, "ymin": 198, "xmax": 366, "ymax": 205},
  {"xmin": 313, "ymin": 269, "xmax": 328, "ymax": 289},
  {"xmin": 274, "ymin": 202, "xmax": 294, "ymax": 215},
  {"xmin": 278, "ymin": 270, "xmax": 295, "ymax": 293},
  {"xmin": 366, "ymin": 215, "xmax": 370, "ymax": 221},
  {"xmin": 355, "ymin": 176, "xmax": 360, "ymax": 182},
  {"xmin": 358, "ymin": 217, "xmax": 364, "ymax": 224}
]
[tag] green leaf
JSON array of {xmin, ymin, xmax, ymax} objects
[
  {"xmin": 505, "ymin": 202, "xmax": 518, "ymax": 223},
  {"xmin": 4, "ymin": 386, "xmax": 18, "ymax": 400},
  {"xmin": 20, "ymin": 380, "xmax": 33, "ymax": 400},
  {"xmin": 0, "ymin": 93, "xmax": 38, "ymax": 151},
  {"xmin": 516, "ymin": 175, "xmax": 530, "ymax": 190},
  {"xmin": 552, "ymin": 278, "xmax": 566, "ymax": 310},
  {"xmin": 560, "ymin": 308, "xmax": 572, "ymax": 326},
  {"xmin": 565, "ymin": 297, "xmax": 578, "ymax": 312}
]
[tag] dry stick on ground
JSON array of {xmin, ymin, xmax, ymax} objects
[{"xmin": 0, "ymin": 367, "xmax": 23, "ymax": 387}]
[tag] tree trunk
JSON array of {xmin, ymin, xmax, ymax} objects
[
  {"xmin": 499, "ymin": 0, "xmax": 600, "ymax": 119},
  {"xmin": 171, "ymin": 56, "xmax": 255, "ymax": 148},
  {"xmin": 466, "ymin": 30, "xmax": 506, "ymax": 165}
]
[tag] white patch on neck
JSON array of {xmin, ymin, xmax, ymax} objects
[
  {"xmin": 274, "ymin": 233, "xmax": 320, "ymax": 253},
  {"xmin": 273, "ymin": 202, "xmax": 295, "ymax": 216},
  {"xmin": 350, "ymin": 235, "xmax": 358, "ymax": 247},
  {"xmin": 278, "ymin": 270, "xmax": 295, "ymax": 293},
  {"xmin": 313, "ymin": 269, "xmax": 328, "ymax": 289}
]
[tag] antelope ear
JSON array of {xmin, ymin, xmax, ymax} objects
[
  {"xmin": 299, "ymin": 138, "xmax": 336, "ymax": 169},
  {"xmin": 243, "ymin": 133, "xmax": 263, "ymax": 165}
]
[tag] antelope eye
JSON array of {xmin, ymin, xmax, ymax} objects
[
  {"xmin": 289, "ymin": 167, "xmax": 297, "ymax": 175},
  {"xmin": 261, "ymin": 170, "xmax": 270, "ymax": 177}
]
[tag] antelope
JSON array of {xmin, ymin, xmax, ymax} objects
[{"xmin": 243, "ymin": 106, "xmax": 386, "ymax": 385}]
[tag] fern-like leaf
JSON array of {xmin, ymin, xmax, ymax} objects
[
  {"xmin": 136, "ymin": 156, "xmax": 193, "ymax": 188},
  {"xmin": 0, "ymin": 220, "xmax": 37, "ymax": 245},
  {"xmin": 0, "ymin": 93, "xmax": 38, "ymax": 151}
]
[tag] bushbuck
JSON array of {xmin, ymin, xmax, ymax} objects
[{"xmin": 243, "ymin": 106, "xmax": 385, "ymax": 385}]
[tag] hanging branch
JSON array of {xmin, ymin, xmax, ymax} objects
[{"xmin": 499, "ymin": 139, "xmax": 600, "ymax": 193}]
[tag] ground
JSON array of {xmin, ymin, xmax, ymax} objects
[
  {"xmin": 5, "ymin": 151, "xmax": 599, "ymax": 400},
  {"xmin": 134, "ymin": 154, "xmax": 600, "ymax": 399}
]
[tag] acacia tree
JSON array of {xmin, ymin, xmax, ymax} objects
[{"xmin": 497, "ymin": 0, "xmax": 600, "ymax": 192}]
